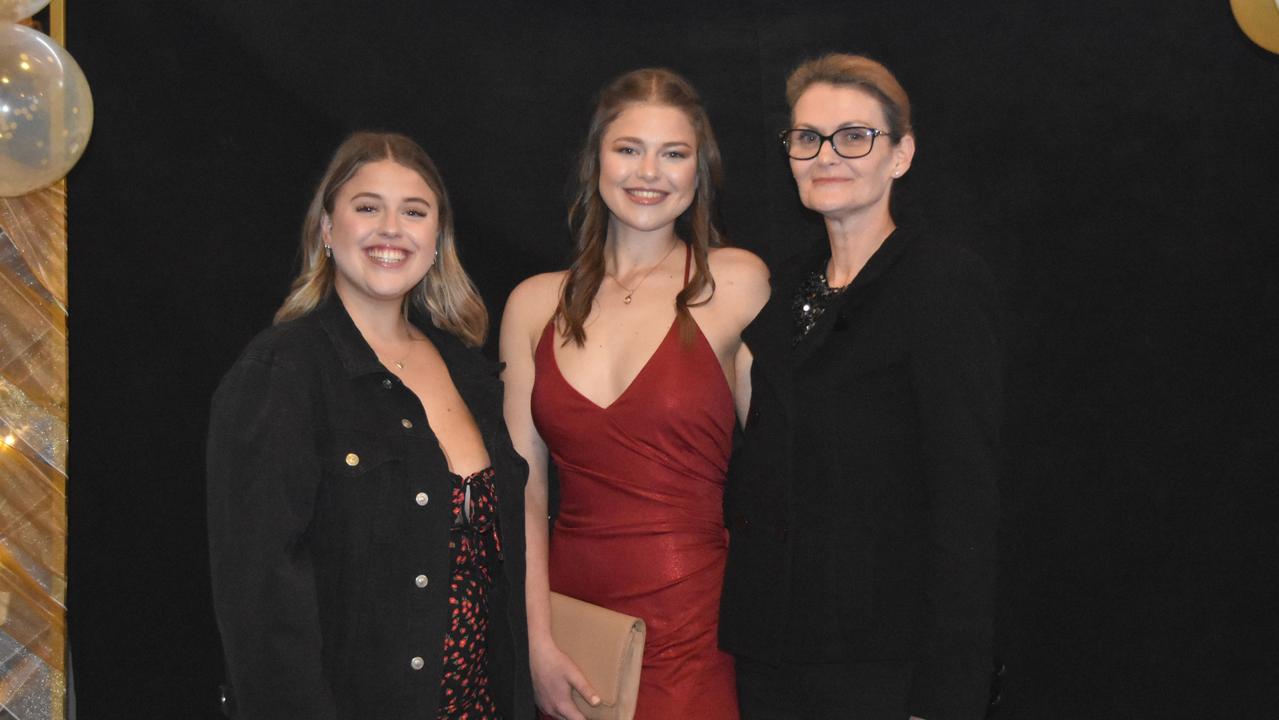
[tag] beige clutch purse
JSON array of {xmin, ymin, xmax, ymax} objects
[{"xmin": 549, "ymin": 591, "xmax": 646, "ymax": 720}]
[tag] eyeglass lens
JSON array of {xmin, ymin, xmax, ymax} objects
[{"xmin": 784, "ymin": 127, "xmax": 877, "ymax": 159}]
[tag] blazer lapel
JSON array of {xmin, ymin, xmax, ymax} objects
[{"xmin": 792, "ymin": 226, "xmax": 917, "ymax": 361}]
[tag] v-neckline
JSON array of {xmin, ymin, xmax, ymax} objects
[{"xmin": 545, "ymin": 317, "xmax": 679, "ymax": 411}]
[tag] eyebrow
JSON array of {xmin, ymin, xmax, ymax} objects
[
  {"xmin": 349, "ymin": 192, "xmax": 432, "ymax": 206},
  {"xmin": 794, "ymin": 122, "xmax": 873, "ymax": 131},
  {"xmin": 611, "ymin": 135, "xmax": 694, "ymax": 148}
]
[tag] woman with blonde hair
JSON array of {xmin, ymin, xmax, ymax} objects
[
  {"xmin": 501, "ymin": 69, "xmax": 769, "ymax": 719},
  {"xmin": 208, "ymin": 131, "xmax": 532, "ymax": 719}
]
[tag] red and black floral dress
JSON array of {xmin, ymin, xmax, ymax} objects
[{"xmin": 437, "ymin": 466, "xmax": 502, "ymax": 719}]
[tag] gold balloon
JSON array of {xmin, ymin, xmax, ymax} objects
[
  {"xmin": 0, "ymin": 23, "xmax": 93, "ymax": 197},
  {"xmin": 1231, "ymin": 0, "xmax": 1279, "ymax": 54}
]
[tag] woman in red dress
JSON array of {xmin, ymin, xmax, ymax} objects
[{"xmin": 500, "ymin": 69, "xmax": 769, "ymax": 720}]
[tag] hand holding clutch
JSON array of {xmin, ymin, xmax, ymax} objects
[{"xmin": 549, "ymin": 592, "xmax": 646, "ymax": 720}]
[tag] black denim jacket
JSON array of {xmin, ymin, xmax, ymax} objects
[{"xmin": 207, "ymin": 295, "xmax": 531, "ymax": 720}]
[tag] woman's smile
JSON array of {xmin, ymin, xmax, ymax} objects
[
  {"xmin": 364, "ymin": 244, "xmax": 411, "ymax": 267},
  {"xmin": 623, "ymin": 187, "xmax": 671, "ymax": 204}
]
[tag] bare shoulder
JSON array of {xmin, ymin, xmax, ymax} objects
[
  {"xmin": 504, "ymin": 271, "xmax": 565, "ymax": 324},
  {"xmin": 701, "ymin": 247, "xmax": 769, "ymax": 331},
  {"xmin": 708, "ymin": 246, "xmax": 769, "ymax": 300},
  {"xmin": 709, "ymin": 246, "xmax": 768, "ymax": 280}
]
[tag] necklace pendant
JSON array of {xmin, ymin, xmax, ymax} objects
[
  {"xmin": 623, "ymin": 294, "xmax": 633, "ymax": 304},
  {"xmin": 394, "ymin": 361, "xmax": 404, "ymax": 370}
]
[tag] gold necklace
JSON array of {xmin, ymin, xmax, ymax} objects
[
  {"xmin": 377, "ymin": 327, "xmax": 419, "ymax": 370},
  {"xmin": 609, "ymin": 241, "xmax": 680, "ymax": 305}
]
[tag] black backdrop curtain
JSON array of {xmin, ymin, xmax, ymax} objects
[{"xmin": 66, "ymin": 2, "xmax": 1278, "ymax": 717}]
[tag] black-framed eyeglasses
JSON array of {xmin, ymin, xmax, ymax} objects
[{"xmin": 779, "ymin": 126, "xmax": 896, "ymax": 160}]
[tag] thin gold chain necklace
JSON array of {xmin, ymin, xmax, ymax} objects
[
  {"xmin": 375, "ymin": 326, "xmax": 420, "ymax": 370},
  {"xmin": 608, "ymin": 240, "xmax": 680, "ymax": 305}
]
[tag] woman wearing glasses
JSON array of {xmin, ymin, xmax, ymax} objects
[
  {"xmin": 501, "ymin": 69, "xmax": 769, "ymax": 719},
  {"xmin": 720, "ymin": 54, "xmax": 1000, "ymax": 720}
]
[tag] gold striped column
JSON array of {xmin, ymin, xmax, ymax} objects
[{"xmin": 0, "ymin": 2, "xmax": 69, "ymax": 717}]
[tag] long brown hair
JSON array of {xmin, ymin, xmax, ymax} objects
[
  {"xmin": 274, "ymin": 131, "xmax": 488, "ymax": 347},
  {"xmin": 557, "ymin": 68, "xmax": 725, "ymax": 346}
]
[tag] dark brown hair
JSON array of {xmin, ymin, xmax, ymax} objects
[
  {"xmin": 274, "ymin": 131, "xmax": 488, "ymax": 347},
  {"xmin": 557, "ymin": 68, "xmax": 725, "ymax": 346}
]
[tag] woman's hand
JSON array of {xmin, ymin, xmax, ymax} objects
[
  {"xmin": 530, "ymin": 636, "xmax": 599, "ymax": 720},
  {"xmin": 501, "ymin": 274, "xmax": 602, "ymax": 720}
]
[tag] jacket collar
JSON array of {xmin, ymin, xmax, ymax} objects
[
  {"xmin": 314, "ymin": 295, "xmax": 387, "ymax": 379},
  {"xmin": 745, "ymin": 226, "xmax": 916, "ymax": 349},
  {"xmin": 838, "ymin": 223, "xmax": 915, "ymax": 299},
  {"xmin": 742, "ymin": 225, "xmax": 918, "ymax": 417},
  {"xmin": 312, "ymin": 293, "xmax": 497, "ymax": 381},
  {"xmin": 803, "ymin": 225, "xmax": 916, "ymax": 360}
]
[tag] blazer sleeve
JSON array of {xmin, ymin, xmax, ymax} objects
[
  {"xmin": 905, "ymin": 250, "xmax": 1001, "ymax": 720},
  {"xmin": 206, "ymin": 351, "xmax": 339, "ymax": 720}
]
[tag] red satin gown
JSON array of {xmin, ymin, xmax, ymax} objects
[{"xmin": 531, "ymin": 251, "xmax": 739, "ymax": 719}]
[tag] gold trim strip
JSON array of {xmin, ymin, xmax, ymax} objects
[{"xmin": 51, "ymin": 0, "xmax": 65, "ymax": 45}]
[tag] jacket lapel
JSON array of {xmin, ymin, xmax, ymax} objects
[
  {"xmin": 792, "ymin": 226, "xmax": 916, "ymax": 362},
  {"xmin": 413, "ymin": 309, "xmax": 504, "ymax": 446}
]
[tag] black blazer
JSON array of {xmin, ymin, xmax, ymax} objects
[
  {"xmin": 720, "ymin": 227, "xmax": 1000, "ymax": 720},
  {"xmin": 207, "ymin": 296, "xmax": 532, "ymax": 720}
]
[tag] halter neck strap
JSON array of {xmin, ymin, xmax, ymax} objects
[{"xmin": 682, "ymin": 242, "xmax": 692, "ymax": 287}]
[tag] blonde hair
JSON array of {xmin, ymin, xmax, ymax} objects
[
  {"xmin": 274, "ymin": 131, "xmax": 488, "ymax": 347},
  {"xmin": 786, "ymin": 53, "xmax": 913, "ymax": 139},
  {"xmin": 558, "ymin": 68, "xmax": 725, "ymax": 347}
]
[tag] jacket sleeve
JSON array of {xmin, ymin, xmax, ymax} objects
[
  {"xmin": 905, "ymin": 250, "xmax": 1001, "ymax": 720},
  {"xmin": 206, "ymin": 351, "xmax": 338, "ymax": 720}
]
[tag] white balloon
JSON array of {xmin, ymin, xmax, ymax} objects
[
  {"xmin": 0, "ymin": 0, "xmax": 50, "ymax": 23},
  {"xmin": 0, "ymin": 23, "xmax": 94, "ymax": 197}
]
